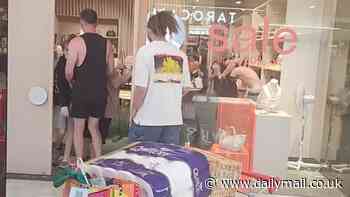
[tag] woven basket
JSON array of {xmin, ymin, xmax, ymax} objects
[{"xmin": 190, "ymin": 147, "xmax": 241, "ymax": 197}]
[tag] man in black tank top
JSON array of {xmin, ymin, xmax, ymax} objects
[{"xmin": 65, "ymin": 9, "xmax": 114, "ymax": 160}]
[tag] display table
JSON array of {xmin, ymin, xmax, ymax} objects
[
  {"xmin": 192, "ymin": 96, "xmax": 291, "ymax": 179},
  {"xmin": 61, "ymin": 142, "xmax": 241, "ymax": 197},
  {"xmin": 193, "ymin": 96, "xmax": 256, "ymax": 172},
  {"xmin": 253, "ymin": 110, "xmax": 291, "ymax": 178}
]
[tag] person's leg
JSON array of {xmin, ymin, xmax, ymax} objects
[
  {"xmin": 73, "ymin": 118, "xmax": 86, "ymax": 159},
  {"xmin": 56, "ymin": 129, "xmax": 66, "ymax": 145},
  {"xmin": 52, "ymin": 107, "xmax": 68, "ymax": 165},
  {"xmin": 53, "ymin": 106, "xmax": 66, "ymax": 148},
  {"xmin": 99, "ymin": 118, "xmax": 111, "ymax": 144},
  {"xmin": 52, "ymin": 128, "xmax": 61, "ymax": 165},
  {"xmin": 56, "ymin": 115, "xmax": 67, "ymax": 147},
  {"xmin": 87, "ymin": 117, "xmax": 102, "ymax": 158},
  {"xmin": 63, "ymin": 118, "xmax": 74, "ymax": 162},
  {"xmin": 159, "ymin": 126, "xmax": 181, "ymax": 145},
  {"xmin": 88, "ymin": 142, "xmax": 95, "ymax": 159},
  {"xmin": 53, "ymin": 129, "xmax": 65, "ymax": 148},
  {"xmin": 82, "ymin": 122, "xmax": 93, "ymax": 160},
  {"xmin": 83, "ymin": 138, "xmax": 92, "ymax": 161},
  {"xmin": 71, "ymin": 98, "xmax": 90, "ymax": 160}
]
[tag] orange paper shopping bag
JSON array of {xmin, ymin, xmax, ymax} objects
[
  {"xmin": 88, "ymin": 189, "xmax": 110, "ymax": 197},
  {"xmin": 114, "ymin": 179, "xmax": 140, "ymax": 197}
]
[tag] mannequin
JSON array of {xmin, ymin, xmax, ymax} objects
[{"xmin": 257, "ymin": 79, "xmax": 282, "ymax": 112}]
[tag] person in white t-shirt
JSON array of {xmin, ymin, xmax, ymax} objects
[{"xmin": 129, "ymin": 11, "xmax": 192, "ymax": 145}]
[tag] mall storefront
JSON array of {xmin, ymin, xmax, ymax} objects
[
  {"xmin": 7, "ymin": 0, "xmax": 137, "ymax": 176},
  {"xmin": 3, "ymin": 0, "xmax": 350, "ymax": 196}
]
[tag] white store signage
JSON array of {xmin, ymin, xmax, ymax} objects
[{"xmin": 152, "ymin": 8, "xmax": 238, "ymax": 24}]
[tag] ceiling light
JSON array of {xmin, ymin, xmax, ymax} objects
[
  {"xmin": 309, "ymin": 5, "xmax": 316, "ymax": 9},
  {"xmin": 235, "ymin": 1, "xmax": 243, "ymax": 5}
]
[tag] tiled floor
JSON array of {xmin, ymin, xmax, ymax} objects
[
  {"xmin": 322, "ymin": 169, "xmax": 350, "ymax": 197},
  {"xmin": 276, "ymin": 170, "xmax": 346, "ymax": 197},
  {"xmin": 6, "ymin": 179, "xmax": 62, "ymax": 197},
  {"xmin": 236, "ymin": 195, "xmax": 300, "ymax": 197},
  {"xmin": 6, "ymin": 177, "xmax": 345, "ymax": 197},
  {"xmin": 6, "ymin": 138, "xmax": 129, "ymax": 197},
  {"xmin": 6, "ymin": 179, "xmax": 300, "ymax": 197}
]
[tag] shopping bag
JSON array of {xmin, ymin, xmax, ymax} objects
[
  {"xmin": 69, "ymin": 187, "xmax": 89, "ymax": 197},
  {"xmin": 63, "ymin": 180, "xmax": 121, "ymax": 197},
  {"xmin": 88, "ymin": 188, "xmax": 111, "ymax": 197},
  {"xmin": 63, "ymin": 179, "xmax": 81, "ymax": 197},
  {"xmin": 114, "ymin": 179, "xmax": 140, "ymax": 197},
  {"xmin": 63, "ymin": 159, "xmax": 125, "ymax": 197},
  {"xmin": 89, "ymin": 186, "xmax": 123, "ymax": 197}
]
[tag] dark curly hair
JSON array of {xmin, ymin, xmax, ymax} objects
[{"xmin": 147, "ymin": 11, "xmax": 178, "ymax": 37}]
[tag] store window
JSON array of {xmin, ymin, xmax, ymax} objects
[
  {"xmin": 52, "ymin": 0, "xmax": 134, "ymax": 167},
  {"xmin": 144, "ymin": 0, "xmax": 349, "ymax": 195},
  {"xmin": 323, "ymin": 0, "xmax": 350, "ymax": 175},
  {"xmin": 149, "ymin": 0, "xmax": 293, "ymax": 99},
  {"xmin": 0, "ymin": 0, "xmax": 6, "ymax": 196},
  {"xmin": 5, "ymin": 0, "xmax": 349, "ymax": 195}
]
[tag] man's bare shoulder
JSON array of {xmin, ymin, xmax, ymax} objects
[
  {"xmin": 69, "ymin": 37, "xmax": 84, "ymax": 48},
  {"xmin": 231, "ymin": 66, "xmax": 244, "ymax": 75},
  {"xmin": 106, "ymin": 39, "xmax": 113, "ymax": 49}
]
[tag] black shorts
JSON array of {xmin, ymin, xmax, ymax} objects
[{"xmin": 71, "ymin": 99, "xmax": 106, "ymax": 119}]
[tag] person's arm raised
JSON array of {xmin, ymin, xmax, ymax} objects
[{"xmin": 219, "ymin": 60, "xmax": 237, "ymax": 79}]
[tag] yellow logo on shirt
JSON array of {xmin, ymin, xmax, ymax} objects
[
  {"xmin": 160, "ymin": 57, "xmax": 182, "ymax": 74},
  {"xmin": 154, "ymin": 55, "xmax": 184, "ymax": 84}
]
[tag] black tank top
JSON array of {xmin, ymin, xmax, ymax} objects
[{"xmin": 73, "ymin": 33, "xmax": 108, "ymax": 101}]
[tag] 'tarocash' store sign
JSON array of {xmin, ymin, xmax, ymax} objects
[{"xmin": 152, "ymin": 7, "xmax": 297, "ymax": 55}]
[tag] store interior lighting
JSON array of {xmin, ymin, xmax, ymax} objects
[
  {"xmin": 253, "ymin": 0, "xmax": 273, "ymax": 11},
  {"xmin": 267, "ymin": 24, "xmax": 341, "ymax": 31}
]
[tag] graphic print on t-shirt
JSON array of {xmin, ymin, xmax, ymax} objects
[{"xmin": 153, "ymin": 55, "xmax": 184, "ymax": 84}]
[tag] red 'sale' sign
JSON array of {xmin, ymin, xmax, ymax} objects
[{"xmin": 208, "ymin": 16, "xmax": 297, "ymax": 55}]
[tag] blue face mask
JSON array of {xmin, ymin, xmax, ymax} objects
[{"xmin": 169, "ymin": 15, "xmax": 186, "ymax": 48}]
